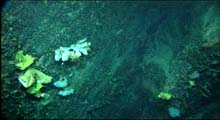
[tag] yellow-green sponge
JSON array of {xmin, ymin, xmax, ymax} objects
[
  {"xmin": 18, "ymin": 68, "xmax": 52, "ymax": 98},
  {"xmin": 15, "ymin": 50, "xmax": 35, "ymax": 70},
  {"xmin": 158, "ymin": 92, "xmax": 173, "ymax": 100}
]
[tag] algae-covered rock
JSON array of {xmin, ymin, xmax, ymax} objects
[
  {"xmin": 15, "ymin": 50, "xmax": 35, "ymax": 70},
  {"xmin": 201, "ymin": 38, "xmax": 220, "ymax": 48},
  {"xmin": 189, "ymin": 71, "xmax": 200, "ymax": 79}
]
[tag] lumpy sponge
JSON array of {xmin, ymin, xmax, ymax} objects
[
  {"xmin": 53, "ymin": 77, "xmax": 68, "ymax": 88},
  {"xmin": 58, "ymin": 88, "xmax": 74, "ymax": 97},
  {"xmin": 168, "ymin": 107, "xmax": 181, "ymax": 118}
]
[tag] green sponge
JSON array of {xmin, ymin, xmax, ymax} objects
[
  {"xmin": 158, "ymin": 92, "xmax": 173, "ymax": 100},
  {"xmin": 27, "ymin": 83, "xmax": 44, "ymax": 98},
  {"xmin": 15, "ymin": 50, "xmax": 35, "ymax": 70},
  {"xmin": 18, "ymin": 68, "xmax": 52, "ymax": 98}
]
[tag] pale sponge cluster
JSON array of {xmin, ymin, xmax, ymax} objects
[
  {"xmin": 53, "ymin": 77, "xmax": 74, "ymax": 97},
  {"xmin": 55, "ymin": 38, "xmax": 91, "ymax": 62}
]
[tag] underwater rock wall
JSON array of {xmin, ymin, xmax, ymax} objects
[{"xmin": 1, "ymin": 1, "xmax": 219, "ymax": 119}]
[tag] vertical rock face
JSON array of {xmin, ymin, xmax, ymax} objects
[
  {"xmin": 141, "ymin": 62, "xmax": 166, "ymax": 98},
  {"xmin": 1, "ymin": 1, "xmax": 219, "ymax": 119}
]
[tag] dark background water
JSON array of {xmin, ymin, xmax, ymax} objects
[{"xmin": 1, "ymin": 1, "xmax": 220, "ymax": 119}]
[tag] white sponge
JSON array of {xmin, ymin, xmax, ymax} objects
[{"xmin": 54, "ymin": 38, "xmax": 91, "ymax": 62}]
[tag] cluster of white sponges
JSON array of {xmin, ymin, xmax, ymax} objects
[
  {"xmin": 55, "ymin": 38, "xmax": 91, "ymax": 62},
  {"xmin": 53, "ymin": 38, "xmax": 91, "ymax": 96}
]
